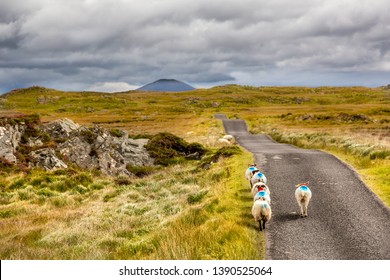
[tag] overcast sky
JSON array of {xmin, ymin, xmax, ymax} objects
[{"xmin": 1, "ymin": 0, "xmax": 390, "ymax": 93}]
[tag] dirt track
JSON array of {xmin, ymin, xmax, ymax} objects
[{"xmin": 218, "ymin": 115, "xmax": 390, "ymax": 260}]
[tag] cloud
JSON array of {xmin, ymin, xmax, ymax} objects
[
  {"xmin": 87, "ymin": 82, "xmax": 139, "ymax": 93},
  {"xmin": 1, "ymin": 0, "xmax": 390, "ymax": 93}
]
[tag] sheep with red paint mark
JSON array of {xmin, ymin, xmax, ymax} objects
[{"xmin": 251, "ymin": 182, "xmax": 271, "ymax": 197}]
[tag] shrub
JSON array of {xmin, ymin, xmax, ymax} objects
[
  {"xmin": 145, "ymin": 132, "xmax": 208, "ymax": 166},
  {"xmin": 185, "ymin": 142, "xmax": 208, "ymax": 157}
]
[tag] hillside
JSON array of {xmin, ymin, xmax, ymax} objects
[{"xmin": 137, "ymin": 79, "xmax": 195, "ymax": 92}]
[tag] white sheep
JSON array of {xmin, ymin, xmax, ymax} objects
[
  {"xmin": 251, "ymin": 182, "xmax": 271, "ymax": 197},
  {"xmin": 295, "ymin": 182, "xmax": 312, "ymax": 217},
  {"xmin": 252, "ymin": 200, "xmax": 272, "ymax": 231},
  {"xmin": 245, "ymin": 164, "xmax": 259, "ymax": 181},
  {"xmin": 254, "ymin": 190, "xmax": 271, "ymax": 205},
  {"xmin": 250, "ymin": 171, "xmax": 267, "ymax": 187},
  {"xmin": 222, "ymin": 134, "xmax": 234, "ymax": 142},
  {"xmin": 217, "ymin": 138, "xmax": 231, "ymax": 145}
]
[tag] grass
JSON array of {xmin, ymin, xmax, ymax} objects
[
  {"xmin": 0, "ymin": 148, "xmax": 262, "ymax": 259},
  {"xmin": 0, "ymin": 84, "xmax": 389, "ymax": 259}
]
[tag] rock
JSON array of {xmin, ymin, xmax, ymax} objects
[
  {"xmin": 57, "ymin": 124, "xmax": 153, "ymax": 176},
  {"xmin": 0, "ymin": 124, "xmax": 24, "ymax": 163},
  {"xmin": 118, "ymin": 138, "xmax": 154, "ymax": 166},
  {"xmin": 29, "ymin": 148, "xmax": 68, "ymax": 171},
  {"xmin": 58, "ymin": 136, "xmax": 97, "ymax": 169},
  {"xmin": 43, "ymin": 118, "xmax": 80, "ymax": 139}
]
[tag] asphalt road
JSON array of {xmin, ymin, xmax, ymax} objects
[{"xmin": 219, "ymin": 116, "xmax": 390, "ymax": 260}]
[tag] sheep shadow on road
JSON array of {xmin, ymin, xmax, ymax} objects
[{"xmin": 273, "ymin": 212, "xmax": 301, "ymax": 223}]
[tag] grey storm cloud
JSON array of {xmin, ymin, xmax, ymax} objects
[{"xmin": 1, "ymin": 0, "xmax": 390, "ymax": 93}]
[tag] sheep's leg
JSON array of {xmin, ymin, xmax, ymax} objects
[
  {"xmin": 303, "ymin": 201, "xmax": 308, "ymax": 217},
  {"xmin": 258, "ymin": 220, "xmax": 263, "ymax": 231},
  {"xmin": 299, "ymin": 203, "xmax": 304, "ymax": 217},
  {"xmin": 262, "ymin": 217, "xmax": 266, "ymax": 230}
]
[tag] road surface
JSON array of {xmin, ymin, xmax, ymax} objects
[{"xmin": 220, "ymin": 116, "xmax": 390, "ymax": 260}]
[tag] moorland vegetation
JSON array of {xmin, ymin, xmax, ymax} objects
[{"xmin": 0, "ymin": 84, "xmax": 388, "ymax": 259}]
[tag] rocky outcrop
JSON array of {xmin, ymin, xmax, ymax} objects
[
  {"xmin": 0, "ymin": 124, "xmax": 24, "ymax": 163},
  {"xmin": 0, "ymin": 118, "xmax": 154, "ymax": 176}
]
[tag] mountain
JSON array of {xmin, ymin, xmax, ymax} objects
[{"xmin": 137, "ymin": 79, "xmax": 195, "ymax": 92}]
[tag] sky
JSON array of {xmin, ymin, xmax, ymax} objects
[{"xmin": 1, "ymin": 0, "xmax": 390, "ymax": 93}]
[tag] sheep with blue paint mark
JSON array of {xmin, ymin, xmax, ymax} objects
[
  {"xmin": 253, "ymin": 190, "xmax": 271, "ymax": 205},
  {"xmin": 250, "ymin": 171, "xmax": 267, "ymax": 187},
  {"xmin": 295, "ymin": 182, "xmax": 312, "ymax": 217},
  {"xmin": 245, "ymin": 164, "xmax": 259, "ymax": 181},
  {"xmin": 252, "ymin": 200, "xmax": 272, "ymax": 231}
]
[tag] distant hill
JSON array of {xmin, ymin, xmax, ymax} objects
[{"xmin": 137, "ymin": 79, "xmax": 195, "ymax": 92}]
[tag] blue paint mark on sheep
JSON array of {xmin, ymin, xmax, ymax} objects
[
  {"xmin": 255, "ymin": 173, "xmax": 264, "ymax": 179},
  {"xmin": 254, "ymin": 191, "xmax": 267, "ymax": 200},
  {"xmin": 299, "ymin": 186, "xmax": 309, "ymax": 191}
]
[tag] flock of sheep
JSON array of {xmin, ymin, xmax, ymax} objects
[
  {"xmin": 217, "ymin": 134, "xmax": 313, "ymax": 231},
  {"xmin": 245, "ymin": 163, "xmax": 313, "ymax": 231}
]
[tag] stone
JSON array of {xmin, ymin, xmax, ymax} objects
[
  {"xmin": 43, "ymin": 118, "xmax": 80, "ymax": 139},
  {"xmin": 29, "ymin": 148, "xmax": 68, "ymax": 171},
  {"xmin": 0, "ymin": 124, "xmax": 24, "ymax": 163}
]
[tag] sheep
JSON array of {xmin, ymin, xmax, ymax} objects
[
  {"xmin": 252, "ymin": 200, "xmax": 272, "ymax": 231},
  {"xmin": 222, "ymin": 134, "xmax": 235, "ymax": 142},
  {"xmin": 245, "ymin": 163, "xmax": 259, "ymax": 181},
  {"xmin": 295, "ymin": 182, "xmax": 312, "ymax": 217},
  {"xmin": 217, "ymin": 138, "xmax": 231, "ymax": 145},
  {"xmin": 250, "ymin": 171, "xmax": 267, "ymax": 187},
  {"xmin": 251, "ymin": 182, "xmax": 271, "ymax": 197},
  {"xmin": 253, "ymin": 190, "xmax": 271, "ymax": 205}
]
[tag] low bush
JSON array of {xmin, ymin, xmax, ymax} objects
[{"xmin": 145, "ymin": 132, "xmax": 208, "ymax": 166}]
